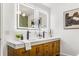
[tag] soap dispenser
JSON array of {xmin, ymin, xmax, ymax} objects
[
  {"xmin": 49, "ymin": 29, "xmax": 53, "ymax": 37},
  {"xmin": 21, "ymin": 34, "xmax": 23, "ymax": 40}
]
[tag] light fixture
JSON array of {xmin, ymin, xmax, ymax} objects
[{"xmin": 22, "ymin": 13, "xmax": 26, "ymax": 16}]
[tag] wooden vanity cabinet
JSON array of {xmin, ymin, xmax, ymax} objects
[{"xmin": 8, "ymin": 40, "xmax": 60, "ymax": 56}]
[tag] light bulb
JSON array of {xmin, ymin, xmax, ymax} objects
[{"xmin": 22, "ymin": 13, "xmax": 26, "ymax": 16}]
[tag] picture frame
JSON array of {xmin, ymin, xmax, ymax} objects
[{"xmin": 64, "ymin": 8, "xmax": 79, "ymax": 29}]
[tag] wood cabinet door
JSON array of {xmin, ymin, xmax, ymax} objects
[
  {"xmin": 54, "ymin": 40, "xmax": 60, "ymax": 56},
  {"xmin": 30, "ymin": 46, "xmax": 37, "ymax": 56},
  {"xmin": 8, "ymin": 46, "xmax": 14, "ymax": 56},
  {"xmin": 15, "ymin": 48, "xmax": 30, "ymax": 56},
  {"xmin": 35, "ymin": 44, "xmax": 43, "ymax": 56},
  {"xmin": 30, "ymin": 44, "xmax": 43, "ymax": 56},
  {"xmin": 43, "ymin": 43, "xmax": 50, "ymax": 56},
  {"xmin": 49, "ymin": 42, "xmax": 55, "ymax": 56},
  {"xmin": 8, "ymin": 46, "xmax": 30, "ymax": 56}
]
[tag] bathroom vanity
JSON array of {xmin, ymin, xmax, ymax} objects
[{"xmin": 7, "ymin": 38, "xmax": 60, "ymax": 56}]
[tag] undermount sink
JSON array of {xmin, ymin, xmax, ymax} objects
[{"xmin": 28, "ymin": 37, "xmax": 54, "ymax": 42}]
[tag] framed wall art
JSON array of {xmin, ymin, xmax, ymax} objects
[{"xmin": 64, "ymin": 8, "xmax": 79, "ymax": 29}]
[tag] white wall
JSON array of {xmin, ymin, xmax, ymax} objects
[
  {"xmin": 1, "ymin": 3, "xmax": 50, "ymax": 56},
  {"xmin": 0, "ymin": 4, "xmax": 1, "ymax": 55},
  {"xmin": 0, "ymin": 4, "xmax": 1, "ymax": 37},
  {"xmin": 1, "ymin": 3, "xmax": 16, "ymax": 56},
  {"xmin": 50, "ymin": 3, "xmax": 79, "ymax": 56}
]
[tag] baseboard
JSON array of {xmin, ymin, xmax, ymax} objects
[{"xmin": 60, "ymin": 53, "xmax": 72, "ymax": 56}]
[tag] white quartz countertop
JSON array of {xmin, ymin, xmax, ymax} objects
[{"xmin": 7, "ymin": 36, "xmax": 60, "ymax": 49}]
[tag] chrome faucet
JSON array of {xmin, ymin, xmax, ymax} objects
[{"xmin": 27, "ymin": 31, "xmax": 31, "ymax": 40}]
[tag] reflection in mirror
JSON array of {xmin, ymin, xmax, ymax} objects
[
  {"xmin": 17, "ymin": 4, "xmax": 35, "ymax": 29},
  {"xmin": 16, "ymin": 4, "xmax": 48, "ymax": 30},
  {"xmin": 39, "ymin": 11, "xmax": 47, "ymax": 28}
]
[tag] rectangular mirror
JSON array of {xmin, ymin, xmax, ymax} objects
[
  {"xmin": 16, "ymin": 4, "xmax": 49, "ymax": 30},
  {"xmin": 38, "ymin": 10, "xmax": 48, "ymax": 29},
  {"xmin": 17, "ymin": 4, "xmax": 37, "ymax": 29}
]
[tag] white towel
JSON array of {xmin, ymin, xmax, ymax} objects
[{"xmin": 22, "ymin": 40, "xmax": 31, "ymax": 50}]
